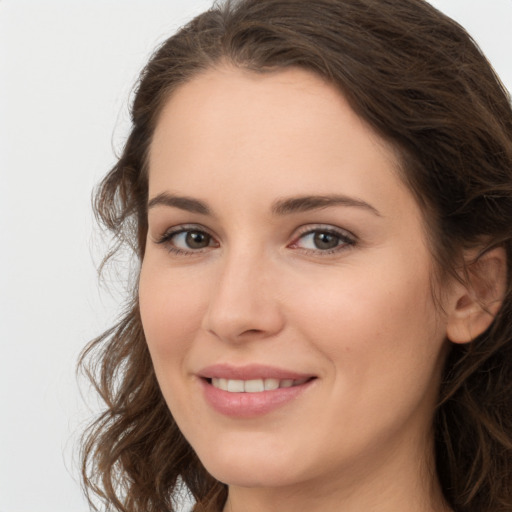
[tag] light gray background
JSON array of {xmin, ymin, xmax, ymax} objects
[{"xmin": 1, "ymin": 1, "xmax": 511, "ymax": 511}]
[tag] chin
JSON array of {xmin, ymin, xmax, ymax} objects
[
  {"xmin": 193, "ymin": 435, "xmax": 304, "ymax": 488},
  {"xmin": 204, "ymin": 460, "xmax": 294, "ymax": 489}
]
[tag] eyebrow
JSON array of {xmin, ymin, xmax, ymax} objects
[
  {"xmin": 147, "ymin": 192, "xmax": 210, "ymax": 215},
  {"xmin": 271, "ymin": 195, "xmax": 381, "ymax": 217},
  {"xmin": 147, "ymin": 192, "xmax": 381, "ymax": 217}
]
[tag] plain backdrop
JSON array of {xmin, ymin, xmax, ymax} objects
[{"xmin": 1, "ymin": 1, "xmax": 511, "ymax": 511}]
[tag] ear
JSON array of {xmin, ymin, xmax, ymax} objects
[{"xmin": 446, "ymin": 246, "xmax": 507, "ymax": 344}]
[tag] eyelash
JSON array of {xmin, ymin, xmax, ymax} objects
[
  {"xmin": 155, "ymin": 224, "xmax": 356, "ymax": 256},
  {"xmin": 155, "ymin": 224, "xmax": 218, "ymax": 255},
  {"xmin": 289, "ymin": 225, "xmax": 356, "ymax": 255}
]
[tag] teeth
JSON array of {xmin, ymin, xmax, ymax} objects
[
  {"xmin": 227, "ymin": 379, "xmax": 244, "ymax": 392},
  {"xmin": 264, "ymin": 378, "xmax": 279, "ymax": 390},
  {"xmin": 245, "ymin": 379, "xmax": 265, "ymax": 392},
  {"xmin": 210, "ymin": 377, "xmax": 309, "ymax": 393}
]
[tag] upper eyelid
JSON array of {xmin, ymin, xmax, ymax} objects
[
  {"xmin": 154, "ymin": 222, "xmax": 354, "ymax": 235},
  {"xmin": 292, "ymin": 223, "xmax": 356, "ymax": 240},
  {"xmin": 155, "ymin": 223, "xmax": 216, "ymax": 241}
]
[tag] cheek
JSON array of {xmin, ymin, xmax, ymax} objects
[
  {"xmin": 286, "ymin": 252, "xmax": 444, "ymax": 388},
  {"xmin": 287, "ymin": 266, "xmax": 445, "ymax": 451},
  {"xmin": 138, "ymin": 260, "xmax": 207, "ymax": 362}
]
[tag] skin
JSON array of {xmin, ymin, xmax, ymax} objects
[{"xmin": 139, "ymin": 66, "xmax": 463, "ymax": 512}]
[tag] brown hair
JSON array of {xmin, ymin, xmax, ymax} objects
[{"xmin": 79, "ymin": 1, "xmax": 512, "ymax": 511}]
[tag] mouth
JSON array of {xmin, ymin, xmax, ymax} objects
[
  {"xmin": 206, "ymin": 376, "xmax": 314, "ymax": 393},
  {"xmin": 198, "ymin": 365, "xmax": 317, "ymax": 417}
]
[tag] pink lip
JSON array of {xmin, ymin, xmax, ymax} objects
[
  {"xmin": 198, "ymin": 363, "xmax": 313, "ymax": 381},
  {"xmin": 197, "ymin": 364, "xmax": 316, "ymax": 418}
]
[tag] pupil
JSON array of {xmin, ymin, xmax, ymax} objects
[
  {"xmin": 314, "ymin": 232, "xmax": 338, "ymax": 250},
  {"xmin": 186, "ymin": 231, "xmax": 209, "ymax": 249}
]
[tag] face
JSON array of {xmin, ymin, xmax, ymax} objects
[{"xmin": 139, "ymin": 67, "xmax": 452, "ymax": 493}]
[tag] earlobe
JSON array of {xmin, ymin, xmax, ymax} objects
[{"xmin": 446, "ymin": 247, "xmax": 507, "ymax": 344}]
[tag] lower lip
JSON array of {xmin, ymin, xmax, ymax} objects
[{"xmin": 201, "ymin": 379, "xmax": 314, "ymax": 418}]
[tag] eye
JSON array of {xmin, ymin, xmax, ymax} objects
[
  {"xmin": 290, "ymin": 226, "xmax": 355, "ymax": 254},
  {"xmin": 156, "ymin": 226, "xmax": 218, "ymax": 254},
  {"xmin": 175, "ymin": 230, "xmax": 212, "ymax": 249}
]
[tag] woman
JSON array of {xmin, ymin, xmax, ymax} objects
[{"xmin": 79, "ymin": 0, "xmax": 512, "ymax": 511}]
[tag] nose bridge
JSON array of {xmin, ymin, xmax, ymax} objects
[{"xmin": 203, "ymin": 243, "xmax": 283, "ymax": 342}]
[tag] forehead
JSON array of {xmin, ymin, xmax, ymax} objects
[{"xmin": 148, "ymin": 66, "xmax": 416, "ymax": 223}]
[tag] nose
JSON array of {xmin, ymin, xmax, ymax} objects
[{"xmin": 202, "ymin": 248, "xmax": 285, "ymax": 343}]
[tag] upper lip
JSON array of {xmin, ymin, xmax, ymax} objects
[{"xmin": 197, "ymin": 363, "xmax": 315, "ymax": 381}]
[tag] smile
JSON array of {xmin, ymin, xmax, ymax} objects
[
  {"xmin": 210, "ymin": 377, "xmax": 310, "ymax": 393},
  {"xmin": 199, "ymin": 366, "xmax": 316, "ymax": 418}
]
